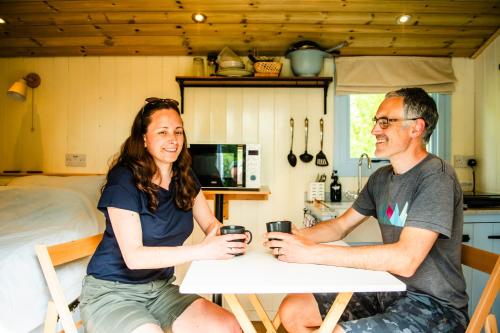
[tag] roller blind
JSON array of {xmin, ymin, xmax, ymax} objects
[{"xmin": 335, "ymin": 56, "xmax": 456, "ymax": 94}]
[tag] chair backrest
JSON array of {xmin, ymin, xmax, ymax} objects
[
  {"xmin": 36, "ymin": 234, "xmax": 103, "ymax": 333},
  {"xmin": 462, "ymin": 244, "xmax": 500, "ymax": 333}
]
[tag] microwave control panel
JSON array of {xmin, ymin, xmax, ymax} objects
[{"xmin": 245, "ymin": 144, "xmax": 261, "ymax": 189}]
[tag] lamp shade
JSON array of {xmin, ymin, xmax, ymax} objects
[{"xmin": 7, "ymin": 78, "xmax": 27, "ymax": 101}]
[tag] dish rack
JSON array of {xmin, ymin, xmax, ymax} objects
[{"xmin": 253, "ymin": 61, "xmax": 282, "ymax": 77}]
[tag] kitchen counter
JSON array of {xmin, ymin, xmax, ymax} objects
[
  {"xmin": 464, "ymin": 208, "xmax": 500, "ymax": 215},
  {"xmin": 304, "ymin": 201, "xmax": 500, "ymax": 243},
  {"xmin": 304, "ymin": 200, "xmax": 381, "ymax": 243}
]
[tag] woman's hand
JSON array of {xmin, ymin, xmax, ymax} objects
[
  {"xmin": 198, "ymin": 226, "xmax": 248, "ymax": 260},
  {"xmin": 263, "ymin": 231, "xmax": 317, "ymax": 264}
]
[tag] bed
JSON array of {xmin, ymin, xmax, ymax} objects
[{"xmin": 0, "ymin": 175, "xmax": 105, "ymax": 333}]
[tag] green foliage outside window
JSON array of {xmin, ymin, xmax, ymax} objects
[{"xmin": 349, "ymin": 94, "xmax": 385, "ymax": 158}]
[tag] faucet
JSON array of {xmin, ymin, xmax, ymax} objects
[
  {"xmin": 357, "ymin": 153, "xmax": 372, "ymax": 194},
  {"xmin": 345, "ymin": 153, "xmax": 372, "ymax": 200}
]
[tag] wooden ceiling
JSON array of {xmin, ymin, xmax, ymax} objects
[{"xmin": 0, "ymin": 0, "xmax": 499, "ymax": 58}]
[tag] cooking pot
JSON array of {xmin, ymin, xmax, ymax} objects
[
  {"xmin": 285, "ymin": 40, "xmax": 346, "ymax": 77},
  {"xmin": 286, "ymin": 49, "xmax": 331, "ymax": 77}
]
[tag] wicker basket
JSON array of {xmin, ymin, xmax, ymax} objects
[{"xmin": 253, "ymin": 61, "xmax": 282, "ymax": 76}]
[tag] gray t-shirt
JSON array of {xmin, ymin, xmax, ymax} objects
[{"xmin": 353, "ymin": 154, "xmax": 468, "ymax": 311}]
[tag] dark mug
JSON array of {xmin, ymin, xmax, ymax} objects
[
  {"xmin": 266, "ymin": 220, "xmax": 292, "ymax": 249},
  {"xmin": 220, "ymin": 225, "xmax": 253, "ymax": 244}
]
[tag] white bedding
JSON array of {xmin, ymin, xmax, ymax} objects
[{"xmin": 0, "ymin": 177, "xmax": 104, "ymax": 333}]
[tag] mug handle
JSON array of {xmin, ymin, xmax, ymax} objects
[{"xmin": 244, "ymin": 230, "xmax": 253, "ymax": 244}]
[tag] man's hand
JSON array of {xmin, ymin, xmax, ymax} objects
[{"xmin": 263, "ymin": 231, "xmax": 318, "ymax": 264}]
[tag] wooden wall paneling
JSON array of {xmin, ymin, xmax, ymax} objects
[
  {"xmin": 7, "ymin": 57, "xmax": 27, "ymax": 171},
  {"xmin": 257, "ymin": 88, "xmax": 275, "ymax": 232},
  {"xmin": 66, "ymin": 58, "xmax": 85, "ymax": 160},
  {"xmin": 482, "ymin": 38, "xmax": 499, "ymax": 192},
  {"xmin": 162, "ymin": 56, "xmax": 181, "ymax": 101},
  {"xmin": 80, "ymin": 57, "xmax": 100, "ymax": 172},
  {"xmin": 34, "ymin": 57, "xmax": 54, "ymax": 172},
  {"xmin": 273, "ymin": 88, "xmax": 294, "ymax": 221},
  {"xmin": 191, "ymin": 88, "xmax": 211, "ymax": 142},
  {"xmin": 97, "ymin": 57, "xmax": 118, "ymax": 171},
  {"xmin": 225, "ymin": 89, "xmax": 243, "ymax": 144},
  {"xmin": 450, "ymin": 58, "xmax": 475, "ymax": 185},
  {"xmin": 209, "ymin": 89, "xmax": 227, "ymax": 143},
  {"xmin": 242, "ymin": 88, "xmax": 260, "ymax": 142},
  {"xmin": 114, "ymin": 57, "xmax": 136, "ymax": 158},
  {"xmin": 50, "ymin": 58, "xmax": 69, "ymax": 172},
  {"xmin": 0, "ymin": 60, "xmax": 6, "ymax": 172}
]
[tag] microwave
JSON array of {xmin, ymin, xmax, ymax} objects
[{"xmin": 188, "ymin": 144, "xmax": 261, "ymax": 189}]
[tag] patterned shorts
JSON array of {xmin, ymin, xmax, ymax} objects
[{"xmin": 313, "ymin": 291, "xmax": 468, "ymax": 333}]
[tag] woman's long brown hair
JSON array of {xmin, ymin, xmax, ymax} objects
[{"xmin": 105, "ymin": 99, "xmax": 198, "ymax": 212}]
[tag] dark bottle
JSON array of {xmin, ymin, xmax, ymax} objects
[{"xmin": 330, "ymin": 170, "xmax": 342, "ymax": 202}]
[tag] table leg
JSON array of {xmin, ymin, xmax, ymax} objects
[
  {"xmin": 272, "ymin": 313, "xmax": 281, "ymax": 331},
  {"xmin": 214, "ymin": 194, "xmax": 224, "ymax": 222},
  {"xmin": 212, "ymin": 193, "xmax": 224, "ymax": 305},
  {"xmin": 248, "ymin": 294, "xmax": 277, "ymax": 333},
  {"xmin": 224, "ymin": 294, "xmax": 257, "ymax": 333},
  {"xmin": 313, "ymin": 292, "xmax": 353, "ymax": 333}
]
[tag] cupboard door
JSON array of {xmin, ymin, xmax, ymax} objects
[{"xmin": 464, "ymin": 222, "xmax": 500, "ymax": 319}]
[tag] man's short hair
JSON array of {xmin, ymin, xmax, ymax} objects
[{"xmin": 385, "ymin": 87, "xmax": 438, "ymax": 143}]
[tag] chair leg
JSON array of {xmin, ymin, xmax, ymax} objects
[
  {"xmin": 485, "ymin": 314, "xmax": 498, "ymax": 333},
  {"xmin": 44, "ymin": 301, "xmax": 58, "ymax": 333}
]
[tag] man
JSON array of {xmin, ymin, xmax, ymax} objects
[{"xmin": 265, "ymin": 88, "xmax": 468, "ymax": 333}]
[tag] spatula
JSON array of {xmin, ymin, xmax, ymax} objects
[
  {"xmin": 300, "ymin": 118, "xmax": 313, "ymax": 163},
  {"xmin": 315, "ymin": 118, "xmax": 329, "ymax": 166}
]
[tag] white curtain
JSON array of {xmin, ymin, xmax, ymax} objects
[{"xmin": 335, "ymin": 56, "xmax": 456, "ymax": 94}]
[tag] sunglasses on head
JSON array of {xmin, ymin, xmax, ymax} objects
[
  {"xmin": 145, "ymin": 97, "xmax": 179, "ymax": 106},
  {"xmin": 141, "ymin": 97, "xmax": 180, "ymax": 118}
]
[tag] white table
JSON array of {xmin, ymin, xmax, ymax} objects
[{"xmin": 180, "ymin": 242, "xmax": 406, "ymax": 333}]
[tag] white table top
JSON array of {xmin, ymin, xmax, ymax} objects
[{"xmin": 180, "ymin": 241, "xmax": 406, "ymax": 295}]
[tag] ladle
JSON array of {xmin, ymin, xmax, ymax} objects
[
  {"xmin": 287, "ymin": 118, "xmax": 297, "ymax": 167},
  {"xmin": 300, "ymin": 118, "xmax": 313, "ymax": 163}
]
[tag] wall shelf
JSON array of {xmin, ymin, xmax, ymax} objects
[{"xmin": 175, "ymin": 76, "xmax": 333, "ymax": 114}]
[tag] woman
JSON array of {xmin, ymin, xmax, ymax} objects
[{"xmin": 80, "ymin": 97, "xmax": 245, "ymax": 333}]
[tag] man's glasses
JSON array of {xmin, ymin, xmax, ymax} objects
[{"xmin": 372, "ymin": 116, "xmax": 422, "ymax": 129}]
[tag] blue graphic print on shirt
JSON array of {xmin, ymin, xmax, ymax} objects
[{"xmin": 378, "ymin": 201, "xmax": 408, "ymax": 227}]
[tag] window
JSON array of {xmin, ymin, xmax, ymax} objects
[{"xmin": 333, "ymin": 93, "xmax": 451, "ymax": 176}]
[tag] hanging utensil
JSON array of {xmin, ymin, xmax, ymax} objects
[
  {"xmin": 287, "ymin": 118, "xmax": 297, "ymax": 167},
  {"xmin": 315, "ymin": 118, "xmax": 329, "ymax": 166},
  {"xmin": 300, "ymin": 118, "xmax": 313, "ymax": 163}
]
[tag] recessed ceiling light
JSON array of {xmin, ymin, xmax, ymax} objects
[
  {"xmin": 0, "ymin": 18, "xmax": 6, "ymax": 24},
  {"xmin": 397, "ymin": 14, "xmax": 412, "ymax": 24},
  {"xmin": 192, "ymin": 13, "xmax": 207, "ymax": 23}
]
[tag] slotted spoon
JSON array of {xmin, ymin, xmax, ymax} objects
[
  {"xmin": 315, "ymin": 118, "xmax": 329, "ymax": 166},
  {"xmin": 300, "ymin": 118, "xmax": 313, "ymax": 163}
]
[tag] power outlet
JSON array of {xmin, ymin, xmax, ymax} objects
[
  {"xmin": 65, "ymin": 153, "xmax": 87, "ymax": 167},
  {"xmin": 454, "ymin": 155, "xmax": 474, "ymax": 168}
]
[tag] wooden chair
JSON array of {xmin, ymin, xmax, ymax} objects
[
  {"xmin": 462, "ymin": 244, "xmax": 500, "ymax": 333},
  {"xmin": 35, "ymin": 234, "xmax": 103, "ymax": 333}
]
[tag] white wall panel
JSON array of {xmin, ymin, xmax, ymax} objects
[{"xmin": 474, "ymin": 36, "xmax": 500, "ymax": 192}]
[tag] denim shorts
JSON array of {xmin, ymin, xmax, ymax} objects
[
  {"xmin": 313, "ymin": 291, "xmax": 468, "ymax": 333},
  {"xmin": 80, "ymin": 275, "xmax": 201, "ymax": 333}
]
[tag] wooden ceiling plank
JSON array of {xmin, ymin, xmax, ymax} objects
[
  {"xmin": 471, "ymin": 27, "xmax": 500, "ymax": 58},
  {"xmin": 2, "ymin": 11, "xmax": 499, "ymax": 27},
  {"xmin": 0, "ymin": 45, "xmax": 474, "ymax": 58},
  {"xmin": 1, "ymin": 23, "xmax": 495, "ymax": 39},
  {"xmin": 0, "ymin": 1, "xmax": 498, "ymax": 15}
]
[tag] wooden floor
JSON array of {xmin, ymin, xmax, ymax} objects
[{"xmin": 253, "ymin": 321, "xmax": 287, "ymax": 333}]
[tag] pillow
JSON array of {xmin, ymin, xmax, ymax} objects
[{"xmin": 8, "ymin": 175, "xmax": 105, "ymax": 207}]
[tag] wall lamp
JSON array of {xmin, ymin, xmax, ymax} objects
[{"xmin": 7, "ymin": 73, "xmax": 41, "ymax": 131}]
